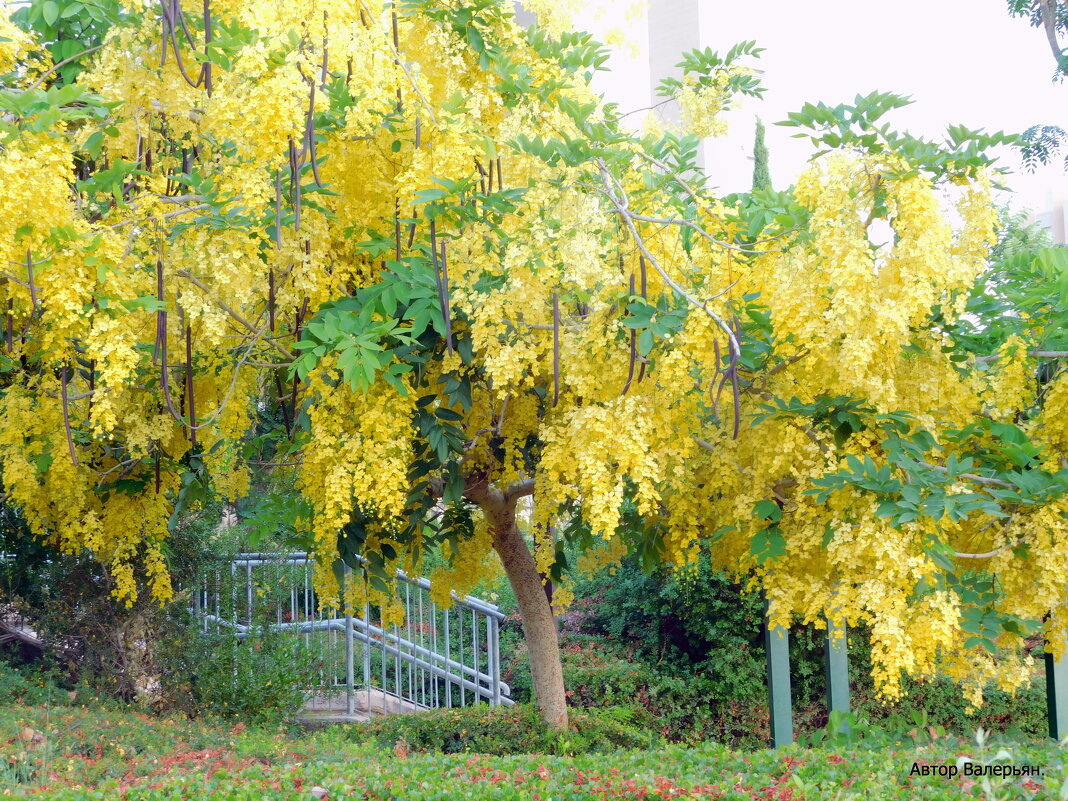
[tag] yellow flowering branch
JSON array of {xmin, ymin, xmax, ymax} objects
[{"xmin": 175, "ymin": 270, "xmax": 295, "ymax": 362}]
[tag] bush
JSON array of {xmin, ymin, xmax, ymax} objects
[
  {"xmin": 573, "ymin": 552, "xmax": 833, "ymax": 707},
  {"xmin": 507, "ymin": 633, "xmax": 654, "ymax": 709},
  {"xmin": 0, "ymin": 502, "xmax": 224, "ymax": 706},
  {"xmin": 353, "ymin": 703, "xmax": 650, "ymax": 755},
  {"xmin": 158, "ymin": 624, "xmax": 318, "ymax": 726},
  {"xmin": 853, "ymin": 672, "xmax": 1048, "ymax": 740},
  {"xmin": 547, "ymin": 551, "xmax": 1046, "ymax": 746},
  {"xmin": 0, "ymin": 657, "xmax": 63, "ymax": 706}
]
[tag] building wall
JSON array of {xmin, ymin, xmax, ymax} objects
[
  {"xmin": 1035, "ymin": 197, "xmax": 1067, "ymax": 244},
  {"xmin": 647, "ymin": 0, "xmax": 700, "ymax": 127}
]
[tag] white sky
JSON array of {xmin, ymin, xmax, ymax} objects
[{"xmin": 572, "ymin": 0, "xmax": 1067, "ymax": 215}]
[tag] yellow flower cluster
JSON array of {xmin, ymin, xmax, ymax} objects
[
  {"xmin": 427, "ymin": 512, "xmax": 500, "ymax": 608},
  {"xmin": 981, "ymin": 336, "xmax": 1034, "ymax": 420},
  {"xmin": 674, "ymin": 69, "xmax": 746, "ymax": 140},
  {"xmin": 0, "ymin": 8, "xmax": 31, "ymax": 74}
]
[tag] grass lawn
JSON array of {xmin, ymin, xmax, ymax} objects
[{"xmin": 2, "ymin": 700, "xmax": 1066, "ymax": 799}]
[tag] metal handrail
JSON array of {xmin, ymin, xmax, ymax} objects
[
  {"xmin": 204, "ymin": 615, "xmax": 514, "ymax": 706},
  {"xmin": 195, "ymin": 551, "xmax": 513, "ymax": 715},
  {"xmin": 225, "ymin": 552, "xmax": 507, "ymax": 620}
]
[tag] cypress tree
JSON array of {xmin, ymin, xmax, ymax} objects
[{"xmin": 752, "ymin": 117, "xmax": 772, "ymax": 192}]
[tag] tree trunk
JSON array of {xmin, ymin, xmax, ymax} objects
[{"xmin": 490, "ymin": 515, "xmax": 568, "ymax": 730}]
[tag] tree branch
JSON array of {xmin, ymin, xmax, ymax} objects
[
  {"xmin": 596, "ymin": 159, "xmax": 741, "ymax": 360},
  {"xmin": 25, "ymin": 44, "xmax": 105, "ymax": 91},
  {"xmin": 503, "ymin": 479, "xmax": 535, "ymax": 504},
  {"xmin": 1038, "ymin": 0, "xmax": 1065, "ymax": 66},
  {"xmin": 175, "ymin": 269, "xmax": 295, "ymax": 361},
  {"xmin": 918, "ymin": 461, "xmax": 1015, "ymax": 489}
]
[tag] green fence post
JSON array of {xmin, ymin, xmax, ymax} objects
[
  {"xmin": 1047, "ymin": 631, "xmax": 1068, "ymax": 740},
  {"xmin": 764, "ymin": 603, "xmax": 793, "ymax": 747},
  {"xmin": 824, "ymin": 618, "xmax": 850, "ymax": 731}
]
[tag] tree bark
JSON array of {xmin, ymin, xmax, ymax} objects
[
  {"xmin": 470, "ymin": 481, "xmax": 567, "ymax": 731},
  {"xmin": 493, "ymin": 517, "xmax": 567, "ymax": 730}
]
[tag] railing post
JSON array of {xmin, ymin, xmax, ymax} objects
[
  {"xmin": 444, "ymin": 607, "xmax": 452, "ymax": 707},
  {"xmin": 344, "ymin": 562, "xmax": 354, "ymax": 717},
  {"xmin": 363, "ymin": 600, "xmax": 371, "ymax": 696},
  {"xmin": 824, "ymin": 617, "xmax": 850, "ymax": 730},
  {"xmin": 764, "ymin": 601, "xmax": 793, "ymax": 747},
  {"xmin": 1047, "ymin": 628, "xmax": 1068, "ymax": 740},
  {"xmin": 472, "ymin": 609, "xmax": 480, "ymax": 703},
  {"xmin": 488, "ymin": 615, "xmax": 501, "ymax": 706}
]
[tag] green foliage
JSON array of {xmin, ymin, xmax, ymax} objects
[
  {"xmin": 0, "ymin": 658, "xmax": 62, "ymax": 706},
  {"xmin": 778, "ymin": 91, "xmax": 1020, "ymax": 180},
  {"xmin": 510, "ymin": 554, "xmax": 833, "ymax": 746},
  {"xmin": 354, "ymin": 703, "xmax": 648, "ymax": 756},
  {"xmin": 3, "ymin": 695, "xmax": 1065, "ymax": 801},
  {"xmin": 949, "ymin": 231, "xmax": 1068, "ymax": 359},
  {"xmin": 1020, "ymin": 124, "xmax": 1067, "ymax": 171},
  {"xmin": 157, "ymin": 624, "xmax": 318, "ymax": 726},
  {"xmin": 507, "ymin": 633, "xmax": 653, "ymax": 708},
  {"xmin": 622, "ymin": 293, "xmax": 689, "ymax": 358},
  {"xmin": 0, "ymin": 84, "xmax": 117, "ymax": 143},
  {"xmin": 655, "ymin": 41, "xmax": 765, "ymax": 100},
  {"xmin": 528, "ymin": 549, "xmax": 1047, "ymax": 748},
  {"xmin": 9, "ymin": 0, "xmax": 122, "ymax": 85},
  {"xmin": 852, "ymin": 672, "xmax": 1048, "ymax": 743}
]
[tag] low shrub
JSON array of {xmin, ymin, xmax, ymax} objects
[
  {"xmin": 852, "ymin": 672, "xmax": 1048, "ymax": 740},
  {"xmin": 2, "ymin": 699, "xmax": 1063, "ymax": 801},
  {"xmin": 505, "ymin": 632, "xmax": 775, "ymax": 747},
  {"xmin": 507, "ymin": 633, "xmax": 654, "ymax": 709},
  {"xmin": 0, "ymin": 658, "xmax": 61, "ymax": 707},
  {"xmin": 572, "ymin": 553, "xmax": 842, "ymax": 708},
  {"xmin": 157, "ymin": 624, "xmax": 318, "ymax": 726},
  {"xmin": 353, "ymin": 703, "xmax": 650, "ymax": 755}
]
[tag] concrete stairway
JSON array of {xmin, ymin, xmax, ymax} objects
[{"xmin": 298, "ymin": 688, "xmax": 428, "ymax": 725}]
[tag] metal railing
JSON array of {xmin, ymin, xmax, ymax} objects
[{"xmin": 193, "ymin": 552, "xmax": 512, "ymax": 717}]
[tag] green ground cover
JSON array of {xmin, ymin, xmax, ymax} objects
[{"xmin": 2, "ymin": 699, "xmax": 1065, "ymax": 800}]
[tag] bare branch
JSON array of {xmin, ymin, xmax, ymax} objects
[
  {"xmin": 954, "ymin": 537, "xmax": 1026, "ymax": 560},
  {"xmin": 61, "ymin": 366, "xmax": 79, "ymax": 467},
  {"xmin": 25, "ymin": 44, "xmax": 105, "ymax": 91},
  {"xmin": 918, "ymin": 461, "xmax": 1015, "ymax": 489},
  {"xmin": 552, "ymin": 292, "xmax": 561, "ymax": 406},
  {"xmin": 974, "ymin": 350, "xmax": 1068, "ymax": 363},
  {"xmin": 597, "ymin": 160, "xmax": 741, "ymax": 361},
  {"xmin": 175, "ymin": 269, "xmax": 295, "ymax": 361}
]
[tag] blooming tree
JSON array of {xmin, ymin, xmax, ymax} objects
[{"xmin": 1, "ymin": 0, "xmax": 1066, "ymax": 729}]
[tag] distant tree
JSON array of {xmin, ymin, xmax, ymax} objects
[
  {"xmin": 1020, "ymin": 123, "xmax": 1068, "ymax": 171},
  {"xmin": 1007, "ymin": 0, "xmax": 1068, "ymax": 76},
  {"xmin": 751, "ymin": 117, "xmax": 772, "ymax": 191},
  {"xmin": 1006, "ymin": 2, "xmax": 1067, "ymax": 168}
]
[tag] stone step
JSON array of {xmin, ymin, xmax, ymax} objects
[{"xmin": 297, "ymin": 688, "xmax": 428, "ymax": 725}]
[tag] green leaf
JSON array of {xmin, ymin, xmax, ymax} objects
[
  {"xmin": 751, "ymin": 526, "xmax": 787, "ymax": 564},
  {"xmin": 42, "ymin": 0, "xmax": 60, "ymax": 26},
  {"xmin": 924, "ymin": 539, "xmax": 956, "ymax": 572},
  {"xmin": 119, "ymin": 296, "xmax": 167, "ymax": 313},
  {"xmin": 753, "ymin": 499, "xmax": 782, "ymax": 523},
  {"xmin": 33, "ymin": 451, "xmax": 53, "ymax": 476},
  {"xmin": 83, "ymin": 130, "xmax": 104, "ymax": 159},
  {"xmin": 637, "ymin": 329, "xmax": 654, "ymax": 357},
  {"xmin": 964, "ymin": 636, "xmax": 997, "ymax": 654}
]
